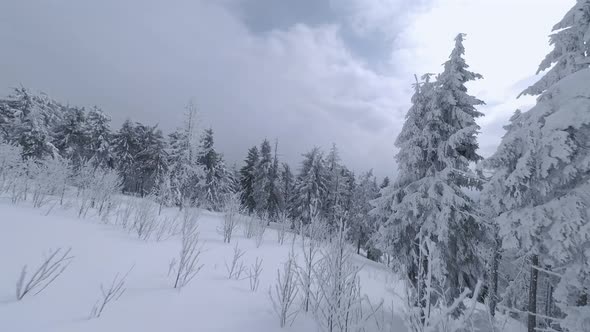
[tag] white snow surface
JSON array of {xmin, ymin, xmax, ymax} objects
[{"xmin": 0, "ymin": 196, "xmax": 405, "ymax": 332}]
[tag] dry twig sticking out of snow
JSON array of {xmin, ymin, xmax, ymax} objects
[
  {"xmin": 16, "ymin": 247, "xmax": 74, "ymax": 300},
  {"xmin": 89, "ymin": 265, "xmax": 134, "ymax": 319}
]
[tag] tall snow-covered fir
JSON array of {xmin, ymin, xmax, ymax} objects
[
  {"xmin": 482, "ymin": 1, "xmax": 590, "ymax": 329},
  {"xmin": 372, "ymin": 34, "xmax": 486, "ymax": 308}
]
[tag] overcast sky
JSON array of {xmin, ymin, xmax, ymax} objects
[{"xmin": 0, "ymin": 0, "xmax": 574, "ymax": 177}]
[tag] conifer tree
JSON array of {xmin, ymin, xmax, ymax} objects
[
  {"xmin": 253, "ymin": 139, "xmax": 273, "ymax": 215},
  {"xmin": 349, "ymin": 170, "xmax": 379, "ymax": 256},
  {"xmin": 267, "ymin": 140, "xmax": 282, "ymax": 218},
  {"xmin": 483, "ymin": 3, "xmax": 590, "ymax": 328},
  {"xmin": 112, "ymin": 120, "xmax": 139, "ymax": 193},
  {"xmin": 240, "ymin": 145, "xmax": 259, "ymax": 213},
  {"xmin": 85, "ymin": 106, "xmax": 113, "ymax": 169},
  {"xmin": 324, "ymin": 143, "xmax": 344, "ymax": 226},
  {"xmin": 53, "ymin": 106, "xmax": 88, "ymax": 167},
  {"xmin": 0, "ymin": 88, "xmax": 62, "ymax": 159},
  {"xmin": 292, "ymin": 147, "xmax": 328, "ymax": 225},
  {"xmin": 166, "ymin": 101, "xmax": 204, "ymax": 207},
  {"xmin": 373, "ymin": 34, "xmax": 486, "ymax": 311},
  {"xmin": 280, "ymin": 163, "xmax": 295, "ymax": 215},
  {"xmin": 520, "ymin": 0, "xmax": 590, "ymax": 96},
  {"xmin": 197, "ymin": 128, "xmax": 230, "ymax": 210},
  {"xmin": 134, "ymin": 124, "xmax": 168, "ymax": 196}
]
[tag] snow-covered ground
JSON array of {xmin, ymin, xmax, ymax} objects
[{"xmin": 0, "ymin": 196, "xmax": 405, "ymax": 332}]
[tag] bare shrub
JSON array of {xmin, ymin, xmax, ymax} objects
[
  {"xmin": 254, "ymin": 214, "xmax": 267, "ymax": 248},
  {"xmin": 132, "ymin": 197, "xmax": 158, "ymax": 240},
  {"xmin": 16, "ymin": 247, "xmax": 74, "ymax": 300},
  {"xmin": 220, "ymin": 193, "xmax": 241, "ymax": 243},
  {"xmin": 89, "ymin": 266, "xmax": 133, "ymax": 319},
  {"xmin": 311, "ymin": 219, "xmax": 365, "ymax": 332},
  {"xmin": 225, "ymin": 242, "xmax": 247, "ymax": 280},
  {"xmin": 243, "ymin": 215, "xmax": 257, "ymax": 239},
  {"xmin": 248, "ymin": 257, "xmax": 263, "ymax": 292},
  {"xmin": 8, "ymin": 159, "xmax": 36, "ymax": 204},
  {"xmin": 75, "ymin": 163, "xmax": 121, "ymax": 218},
  {"xmin": 115, "ymin": 200, "xmax": 134, "ymax": 229},
  {"xmin": 170, "ymin": 209, "xmax": 204, "ymax": 289},
  {"xmin": 270, "ymin": 252, "xmax": 300, "ymax": 328},
  {"xmin": 276, "ymin": 211, "xmax": 290, "ymax": 245},
  {"xmin": 297, "ymin": 213, "xmax": 328, "ymax": 313},
  {"xmin": 154, "ymin": 213, "xmax": 180, "ymax": 241}
]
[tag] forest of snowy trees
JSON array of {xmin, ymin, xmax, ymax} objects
[{"xmin": 1, "ymin": 1, "xmax": 589, "ymax": 332}]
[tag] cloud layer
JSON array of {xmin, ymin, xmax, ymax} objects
[{"xmin": 0, "ymin": 0, "xmax": 575, "ymax": 177}]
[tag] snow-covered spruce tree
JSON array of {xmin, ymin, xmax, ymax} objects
[
  {"xmin": 482, "ymin": 9, "xmax": 590, "ymax": 329},
  {"xmin": 280, "ymin": 162, "xmax": 295, "ymax": 217},
  {"xmin": 520, "ymin": 0, "xmax": 590, "ymax": 97},
  {"xmin": 53, "ymin": 106, "xmax": 88, "ymax": 167},
  {"xmin": 373, "ymin": 34, "xmax": 486, "ymax": 312},
  {"xmin": 112, "ymin": 120, "xmax": 139, "ymax": 193},
  {"xmin": 292, "ymin": 147, "xmax": 329, "ymax": 225},
  {"xmin": 196, "ymin": 128, "xmax": 232, "ymax": 211},
  {"xmin": 166, "ymin": 101, "xmax": 204, "ymax": 208},
  {"xmin": 312, "ymin": 219, "xmax": 365, "ymax": 332},
  {"xmin": 133, "ymin": 124, "xmax": 168, "ymax": 197},
  {"xmin": 0, "ymin": 87, "xmax": 63, "ymax": 159},
  {"xmin": 267, "ymin": 140, "xmax": 282, "ymax": 218},
  {"xmin": 252, "ymin": 139, "xmax": 273, "ymax": 216},
  {"xmin": 85, "ymin": 106, "xmax": 113, "ymax": 169},
  {"xmin": 324, "ymin": 144, "xmax": 344, "ymax": 226},
  {"xmin": 239, "ymin": 145, "xmax": 259, "ymax": 213},
  {"xmin": 349, "ymin": 170, "xmax": 379, "ymax": 257}
]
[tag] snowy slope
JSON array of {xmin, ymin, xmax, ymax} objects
[{"xmin": 0, "ymin": 197, "xmax": 404, "ymax": 332}]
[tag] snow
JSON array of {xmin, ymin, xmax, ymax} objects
[{"xmin": 0, "ymin": 197, "xmax": 402, "ymax": 332}]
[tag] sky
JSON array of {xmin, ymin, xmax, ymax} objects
[{"xmin": 0, "ymin": 0, "xmax": 575, "ymax": 178}]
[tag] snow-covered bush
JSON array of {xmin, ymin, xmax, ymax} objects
[
  {"xmin": 6, "ymin": 158, "xmax": 36, "ymax": 204},
  {"xmin": 89, "ymin": 266, "xmax": 133, "ymax": 319},
  {"xmin": 170, "ymin": 209, "xmax": 204, "ymax": 289},
  {"xmin": 131, "ymin": 197, "xmax": 158, "ymax": 240},
  {"xmin": 270, "ymin": 252, "xmax": 299, "ymax": 328},
  {"xmin": 0, "ymin": 142, "xmax": 23, "ymax": 193},
  {"xmin": 311, "ymin": 220, "xmax": 365, "ymax": 332},
  {"xmin": 15, "ymin": 247, "xmax": 73, "ymax": 300},
  {"xmin": 297, "ymin": 214, "xmax": 328, "ymax": 313},
  {"xmin": 75, "ymin": 161, "xmax": 121, "ymax": 218},
  {"xmin": 30, "ymin": 156, "xmax": 71, "ymax": 208},
  {"xmin": 220, "ymin": 192, "xmax": 241, "ymax": 243}
]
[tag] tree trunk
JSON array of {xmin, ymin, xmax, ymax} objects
[
  {"xmin": 489, "ymin": 234, "xmax": 501, "ymax": 316},
  {"xmin": 528, "ymin": 255, "xmax": 539, "ymax": 332},
  {"xmin": 356, "ymin": 237, "xmax": 361, "ymax": 255}
]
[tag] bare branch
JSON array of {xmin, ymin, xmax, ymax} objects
[
  {"xmin": 89, "ymin": 265, "xmax": 134, "ymax": 319},
  {"xmin": 16, "ymin": 247, "xmax": 74, "ymax": 300}
]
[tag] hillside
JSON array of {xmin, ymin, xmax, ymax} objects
[{"xmin": 0, "ymin": 197, "xmax": 405, "ymax": 332}]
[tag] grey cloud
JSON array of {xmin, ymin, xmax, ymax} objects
[{"xmin": 0, "ymin": 0, "xmax": 411, "ymax": 178}]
